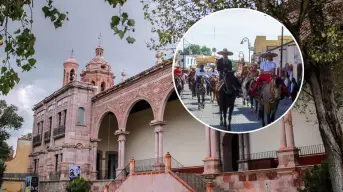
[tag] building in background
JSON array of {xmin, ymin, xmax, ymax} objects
[
  {"xmin": 2, "ymin": 138, "xmax": 32, "ymax": 192},
  {"xmin": 252, "ymin": 36, "xmax": 293, "ymax": 63}
]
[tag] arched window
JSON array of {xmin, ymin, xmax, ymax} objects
[
  {"xmin": 101, "ymin": 82, "xmax": 106, "ymax": 91},
  {"xmin": 70, "ymin": 69, "xmax": 75, "ymax": 81},
  {"xmin": 91, "ymin": 81, "xmax": 96, "ymax": 86},
  {"xmin": 77, "ymin": 107, "xmax": 85, "ymax": 125}
]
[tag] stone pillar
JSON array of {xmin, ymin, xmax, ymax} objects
[
  {"xmin": 90, "ymin": 138, "xmax": 101, "ymax": 180},
  {"xmin": 129, "ymin": 157, "xmax": 135, "ymax": 176},
  {"xmin": 238, "ymin": 134, "xmax": 245, "ymax": 171},
  {"xmin": 242, "ymin": 133, "xmax": 250, "ymax": 170},
  {"xmin": 277, "ymin": 111, "xmax": 299, "ymax": 168},
  {"xmin": 205, "ymin": 126, "xmax": 211, "ymax": 158},
  {"xmin": 150, "ymin": 120, "xmax": 167, "ymax": 166},
  {"xmin": 114, "ymin": 130, "xmax": 130, "ymax": 179},
  {"xmin": 279, "ymin": 117, "xmax": 287, "ymax": 149},
  {"xmin": 165, "ymin": 152, "xmax": 171, "ymax": 173},
  {"xmin": 203, "ymin": 127, "xmax": 220, "ymax": 176}
]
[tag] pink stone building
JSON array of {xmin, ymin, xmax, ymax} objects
[{"xmin": 29, "ymin": 44, "xmax": 324, "ymax": 192}]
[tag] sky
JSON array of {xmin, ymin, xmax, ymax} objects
[
  {"xmin": 0, "ymin": 0, "xmax": 157, "ymax": 153},
  {"xmin": 177, "ymin": 9, "xmax": 293, "ymax": 61}
]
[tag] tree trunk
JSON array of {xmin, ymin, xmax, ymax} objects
[{"xmin": 307, "ymin": 66, "xmax": 343, "ymax": 192}]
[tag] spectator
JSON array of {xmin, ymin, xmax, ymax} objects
[{"xmin": 291, "ymin": 78, "xmax": 299, "ymax": 102}]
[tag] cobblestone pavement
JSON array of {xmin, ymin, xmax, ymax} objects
[{"xmin": 180, "ymin": 84, "xmax": 293, "ymax": 132}]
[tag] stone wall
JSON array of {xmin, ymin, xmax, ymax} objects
[
  {"xmin": 39, "ymin": 180, "xmax": 69, "ymax": 192},
  {"xmin": 214, "ymin": 166, "xmax": 311, "ymax": 192},
  {"xmin": 90, "ymin": 180, "xmax": 111, "ymax": 192}
]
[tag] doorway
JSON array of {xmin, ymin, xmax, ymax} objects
[
  {"xmin": 222, "ymin": 134, "xmax": 239, "ymax": 172},
  {"xmin": 96, "ymin": 152, "xmax": 101, "ymax": 179},
  {"xmin": 107, "ymin": 153, "xmax": 118, "ymax": 179}
]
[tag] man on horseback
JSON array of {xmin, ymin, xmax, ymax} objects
[
  {"xmin": 217, "ymin": 48, "xmax": 233, "ymax": 80},
  {"xmin": 188, "ymin": 66, "xmax": 196, "ymax": 97},
  {"xmin": 207, "ymin": 63, "xmax": 219, "ymax": 96},
  {"xmin": 250, "ymin": 52, "xmax": 289, "ymax": 100},
  {"xmin": 195, "ymin": 63, "xmax": 208, "ymax": 109}
]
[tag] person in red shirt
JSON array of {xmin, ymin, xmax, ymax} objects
[{"xmin": 174, "ymin": 63, "xmax": 182, "ymax": 77}]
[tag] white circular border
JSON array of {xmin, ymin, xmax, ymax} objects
[{"xmin": 171, "ymin": 8, "xmax": 305, "ymax": 134}]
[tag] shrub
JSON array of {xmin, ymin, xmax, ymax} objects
[
  {"xmin": 299, "ymin": 160, "xmax": 332, "ymax": 192},
  {"xmin": 66, "ymin": 177, "xmax": 91, "ymax": 192},
  {"xmin": 0, "ymin": 161, "xmax": 6, "ymax": 188}
]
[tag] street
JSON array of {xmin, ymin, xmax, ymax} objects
[{"xmin": 180, "ymin": 84, "xmax": 293, "ymax": 132}]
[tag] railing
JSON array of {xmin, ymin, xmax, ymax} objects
[
  {"xmin": 175, "ymin": 173, "xmax": 207, "ymax": 192},
  {"xmin": 44, "ymin": 131, "xmax": 51, "ymax": 142},
  {"xmin": 3, "ymin": 173, "xmax": 38, "ymax": 180},
  {"xmin": 108, "ymin": 163, "xmax": 130, "ymax": 192},
  {"xmin": 298, "ymin": 144, "xmax": 325, "ymax": 156},
  {"xmin": 32, "ymin": 135, "xmax": 41, "ymax": 146},
  {"xmin": 53, "ymin": 125, "xmax": 65, "ymax": 139},
  {"xmin": 48, "ymin": 171, "xmax": 61, "ymax": 180},
  {"xmin": 134, "ymin": 157, "xmax": 165, "ymax": 172},
  {"xmin": 249, "ymin": 150, "xmax": 277, "ymax": 160}
]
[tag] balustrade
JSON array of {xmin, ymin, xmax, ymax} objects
[
  {"xmin": 53, "ymin": 125, "xmax": 65, "ymax": 139},
  {"xmin": 33, "ymin": 135, "xmax": 41, "ymax": 146},
  {"xmin": 44, "ymin": 131, "xmax": 51, "ymax": 142}
]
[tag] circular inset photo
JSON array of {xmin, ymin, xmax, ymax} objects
[{"xmin": 173, "ymin": 8, "xmax": 304, "ymax": 133}]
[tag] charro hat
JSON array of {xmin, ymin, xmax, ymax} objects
[
  {"xmin": 261, "ymin": 51, "xmax": 278, "ymax": 58},
  {"xmin": 210, "ymin": 63, "xmax": 216, "ymax": 67},
  {"xmin": 217, "ymin": 48, "xmax": 233, "ymax": 56}
]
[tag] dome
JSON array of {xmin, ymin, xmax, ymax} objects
[
  {"xmin": 64, "ymin": 56, "xmax": 78, "ymax": 64},
  {"xmin": 88, "ymin": 57, "xmax": 108, "ymax": 65}
]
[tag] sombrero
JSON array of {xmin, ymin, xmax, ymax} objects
[
  {"xmin": 217, "ymin": 48, "xmax": 233, "ymax": 56},
  {"xmin": 174, "ymin": 63, "xmax": 180, "ymax": 67},
  {"xmin": 260, "ymin": 52, "xmax": 278, "ymax": 58},
  {"xmin": 196, "ymin": 62, "xmax": 205, "ymax": 68},
  {"xmin": 210, "ymin": 63, "xmax": 216, "ymax": 67}
]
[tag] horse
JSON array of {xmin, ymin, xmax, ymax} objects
[
  {"xmin": 241, "ymin": 75, "xmax": 250, "ymax": 106},
  {"xmin": 188, "ymin": 77, "xmax": 196, "ymax": 98},
  {"xmin": 174, "ymin": 77, "xmax": 183, "ymax": 96},
  {"xmin": 217, "ymin": 70, "xmax": 241, "ymax": 131},
  {"xmin": 257, "ymin": 77, "xmax": 283, "ymax": 127},
  {"xmin": 247, "ymin": 78, "xmax": 258, "ymax": 113},
  {"xmin": 210, "ymin": 75, "xmax": 219, "ymax": 103},
  {"xmin": 196, "ymin": 76, "xmax": 207, "ymax": 110}
]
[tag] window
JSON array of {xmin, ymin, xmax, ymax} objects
[
  {"xmin": 63, "ymin": 110, "xmax": 67, "ymax": 126},
  {"xmin": 37, "ymin": 122, "xmax": 40, "ymax": 135},
  {"xmin": 101, "ymin": 65, "xmax": 106, "ymax": 69},
  {"xmin": 34, "ymin": 159, "xmax": 37, "ymax": 173},
  {"xmin": 101, "ymin": 82, "xmax": 105, "ymax": 91},
  {"xmin": 77, "ymin": 107, "xmax": 85, "ymax": 125},
  {"xmin": 55, "ymin": 154, "xmax": 58, "ymax": 171},
  {"xmin": 49, "ymin": 117, "xmax": 52, "ymax": 131},
  {"xmin": 58, "ymin": 112, "xmax": 61, "ymax": 126},
  {"xmin": 91, "ymin": 81, "xmax": 96, "ymax": 86}
]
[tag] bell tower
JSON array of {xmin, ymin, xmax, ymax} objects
[{"xmin": 63, "ymin": 49, "xmax": 79, "ymax": 86}]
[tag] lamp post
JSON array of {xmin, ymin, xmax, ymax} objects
[
  {"xmin": 240, "ymin": 37, "xmax": 251, "ymax": 63},
  {"xmin": 239, "ymin": 51, "xmax": 245, "ymax": 62}
]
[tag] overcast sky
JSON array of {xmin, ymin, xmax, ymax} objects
[
  {"xmin": 177, "ymin": 9, "xmax": 293, "ymax": 60},
  {"xmin": 0, "ymin": 0, "xmax": 158, "ymax": 153}
]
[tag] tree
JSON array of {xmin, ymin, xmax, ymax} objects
[
  {"xmin": 299, "ymin": 160, "xmax": 332, "ymax": 192},
  {"xmin": 0, "ymin": 100, "xmax": 23, "ymax": 187},
  {"xmin": 21, "ymin": 132, "xmax": 32, "ymax": 139},
  {"xmin": 181, "ymin": 44, "xmax": 212, "ymax": 56}
]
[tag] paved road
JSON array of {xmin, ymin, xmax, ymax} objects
[{"xmin": 180, "ymin": 84, "xmax": 293, "ymax": 132}]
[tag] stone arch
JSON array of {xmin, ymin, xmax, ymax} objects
[
  {"xmin": 121, "ymin": 97, "xmax": 155, "ymax": 131},
  {"xmin": 157, "ymin": 85, "xmax": 175, "ymax": 121},
  {"xmin": 95, "ymin": 109, "xmax": 119, "ymax": 138}
]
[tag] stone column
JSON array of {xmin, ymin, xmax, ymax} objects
[
  {"xmin": 203, "ymin": 127, "xmax": 220, "ymax": 176},
  {"xmin": 285, "ymin": 112, "xmax": 295, "ymax": 148},
  {"xmin": 279, "ymin": 117, "xmax": 287, "ymax": 149},
  {"xmin": 90, "ymin": 138, "xmax": 101, "ymax": 180},
  {"xmin": 150, "ymin": 120, "xmax": 167, "ymax": 166},
  {"xmin": 242, "ymin": 133, "xmax": 250, "ymax": 170},
  {"xmin": 277, "ymin": 111, "xmax": 299, "ymax": 168},
  {"xmin": 238, "ymin": 134, "xmax": 245, "ymax": 171},
  {"xmin": 114, "ymin": 130, "xmax": 130, "ymax": 179},
  {"xmin": 205, "ymin": 126, "xmax": 211, "ymax": 158}
]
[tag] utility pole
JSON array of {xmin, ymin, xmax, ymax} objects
[
  {"xmin": 280, "ymin": 26, "xmax": 284, "ymax": 77},
  {"xmin": 183, "ymin": 38, "xmax": 185, "ymax": 70}
]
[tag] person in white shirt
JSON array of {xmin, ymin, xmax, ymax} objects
[
  {"xmin": 195, "ymin": 63, "xmax": 209, "ymax": 93},
  {"xmin": 250, "ymin": 52, "xmax": 277, "ymax": 97},
  {"xmin": 207, "ymin": 64, "xmax": 219, "ymax": 78}
]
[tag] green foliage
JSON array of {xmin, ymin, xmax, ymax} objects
[
  {"xmin": 21, "ymin": 132, "xmax": 32, "ymax": 139},
  {"xmin": 0, "ymin": 100, "xmax": 24, "ymax": 160},
  {"xmin": 0, "ymin": 161, "xmax": 6, "ymax": 188},
  {"xmin": 299, "ymin": 161, "xmax": 333, "ymax": 192},
  {"xmin": 182, "ymin": 44, "xmax": 212, "ymax": 56},
  {"xmin": 66, "ymin": 177, "xmax": 91, "ymax": 192}
]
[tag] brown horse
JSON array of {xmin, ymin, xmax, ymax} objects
[
  {"xmin": 210, "ymin": 76, "xmax": 219, "ymax": 103},
  {"xmin": 258, "ymin": 77, "xmax": 283, "ymax": 127}
]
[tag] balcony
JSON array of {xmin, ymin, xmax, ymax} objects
[
  {"xmin": 53, "ymin": 125, "xmax": 65, "ymax": 139},
  {"xmin": 44, "ymin": 131, "xmax": 51, "ymax": 143},
  {"xmin": 49, "ymin": 171, "xmax": 61, "ymax": 180},
  {"xmin": 32, "ymin": 135, "xmax": 41, "ymax": 146}
]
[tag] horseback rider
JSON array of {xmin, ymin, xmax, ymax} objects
[
  {"xmin": 174, "ymin": 62, "xmax": 183, "ymax": 78},
  {"xmin": 188, "ymin": 66, "xmax": 196, "ymax": 96},
  {"xmin": 241, "ymin": 62, "xmax": 249, "ymax": 80},
  {"xmin": 195, "ymin": 63, "xmax": 208, "ymax": 84},
  {"xmin": 216, "ymin": 48, "xmax": 233, "ymax": 80},
  {"xmin": 207, "ymin": 63, "xmax": 219, "ymax": 96},
  {"xmin": 250, "ymin": 52, "xmax": 289, "ymax": 98}
]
